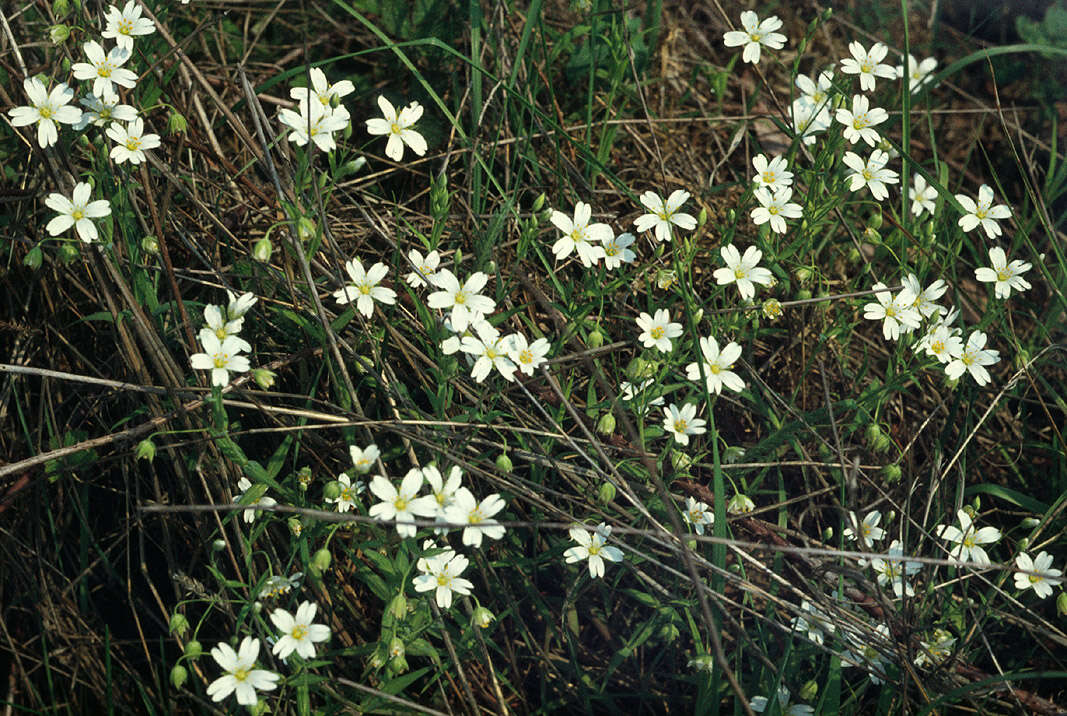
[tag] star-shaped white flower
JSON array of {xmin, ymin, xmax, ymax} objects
[
  {"xmin": 633, "ymin": 189, "xmax": 697, "ymax": 242},
  {"xmin": 327, "ymin": 472, "xmax": 364, "ymax": 513},
  {"xmin": 290, "ymin": 67, "xmax": 355, "ymax": 111},
  {"xmin": 413, "ymin": 551, "xmax": 474, "ymax": 608},
  {"xmin": 896, "ymin": 54, "xmax": 938, "ymax": 93},
  {"xmin": 507, "ymin": 333, "xmax": 551, "ymax": 376},
  {"xmin": 7, "ymin": 78, "xmax": 82, "ymax": 148},
  {"xmin": 444, "ymin": 487, "xmax": 506, "ymax": 548},
  {"xmin": 349, "ymin": 443, "xmax": 379, "ymax": 474},
  {"xmin": 459, "ymin": 320, "xmax": 517, "ymax": 383},
  {"xmin": 601, "ymin": 231, "xmax": 637, "ymax": 269},
  {"xmin": 683, "ymin": 497, "xmax": 714, "ymax": 535},
  {"xmin": 662, "ymin": 403, "xmax": 706, "ymax": 445},
  {"xmin": 234, "ymin": 477, "xmax": 276, "ymax": 523},
  {"xmin": 791, "ymin": 599, "xmax": 835, "ymax": 646},
  {"xmin": 722, "ymin": 11, "xmax": 787, "ymax": 64},
  {"xmin": 270, "ymin": 601, "xmax": 330, "ymax": 659},
  {"xmin": 421, "ymin": 464, "xmax": 463, "ymax": 524},
  {"xmin": 921, "ymin": 323, "xmax": 964, "ymax": 365},
  {"xmin": 975, "ymin": 246, "xmax": 1032, "ymax": 299},
  {"xmin": 72, "ymin": 41, "xmax": 138, "ymax": 97},
  {"xmin": 365, "ymin": 95, "xmax": 427, "ymax": 161},
  {"xmin": 901, "ymin": 273, "xmax": 947, "ymax": 319},
  {"xmin": 836, "ymin": 94, "xmax": 888, "ymax": 146},
  {"xmin": 685, "ymin": 335, "xmax": 744, "ymax": 395},
  {"xmin": 945, "ymin": 330, "xmax": 999, "ymax": 386},
  {"xmin": 427, "ymin": 269, "xmax": 495, "ymax": 332},
  {"xmin": 863, "ymin": 282, "xmax": 921, "ymax": 341},
  {"xmin": 404, "ymin": 248, "xmax": 440, "ymax": 288},
  {"xmin": 750, "ymin": 187, "xmax": 802, "ymax": 234},
  {"xmin": 713, "ymin": 244, "xmax": 774, "ymax": 300},
  {"xmin": 839, "ymin": 41, "xmax": 896, "ymax": 92},
  {"xmin": 333, "ymin": 258, "xmax": 396, "ymax": 318},
  {"xmin": 564, "ymin": 523, "xmax": 624, "ymax": 578},
  {"xmin": 550, "ymin": 201, "xmax": 609, "ymax": 267},
  {"xmin": 206, "ymin": 637, "xmax": 279, "ymax": 705},
  {"xmin": 101, "ymin": 1, "xmax": 156, "ymax": 51},
  {"xmin": 44, "ymin": 182, "xmax": 111, "ymax": 243},
  {"xmin": 367, "ymin": 470, "xmax": 438, "ymax": 538},
  {"xmin": 790, "ymin": 97, "xmax": 831, "ymax": 145},
  {"xmin": 190, "ymin": 332, "xmax": 250, "ymax": 387},
  {"xmin": 909, "ymin": 174, "xmax": 938, "ymax": 216},
  {"xmin": 752, "ymin": 154, "xmax": 793, "ymax": 192},
  {"xmin": 635, "ymin": 309, "xmax": 682, "ymax": 353},
  {"xmin": 75, "ymin": 88, "xmax": 138, "ymax": 130},
  {"xmin": 956, "ymin": 184, "xmax": 1012, "ymax": 238},
  {"xmin": 795, "ymin": 70, "xmax": 834, "ymax": 108},
  {"xmin": 106, "ymin": 118, "xmax": 161, "ymax": 164},
  {"xmin": 279, "ymin": 98, "xmax": 350, "ymax": 152},
  {"xmin": 843, "ymin": 149, "xmax": 899, "ymax": 200},
  {"xmin": 1014, "ymin": 551, "xmax": 1064, "ymax": 600},
  {"xmin": 935, "ymin": 509, "xmax": 1001, "ymax": 566},
  {"xmin": 869, "ymin": 539, "xmax": 921, "ymax": 598}
]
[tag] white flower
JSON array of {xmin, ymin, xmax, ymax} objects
[
  {"xmin": 427, "ymin": 269, "xmax": 495, "ymax": 332},
  {"xmin": 444, "ymin": 487, "xmax": 506, "ymax": 548},
  {"xmin": 226, "ymin": 291, "xmax": 257, "ymax": 320},
  {"xmin": 507, "ymin": 334, "xmax": 551, "ymax": 376},
  {"xmin": 915, "ymin": 628, "xmax": 956, "ymax": 667},
  {"xmin": 327, "ymin": 472, "xmax": 364, "ymax": 513},
  {"xmin": 404, "ymin": 248, "xmax": 440, "ymax": 288},
  {"xmin": 413, "ymin": 551, "xmax": 474, "ymax": 608},
  {"xmin": 260, "ymin": 573, "xmax": 303, "ymax": 599},
  {"xmin": 750, "ymin": 187, "xmax": 802, "ymax": 234},
  {"xmin": 190, "ymin": 333, "xmax": 250, "ymax": 386},
  {"xmin": 365, "ymin": 95, "xmax": 427, "ymax": 161},
  {"xmin": 333, "ymin": 258, "xmax": 396, "ymax": 318},
  {"xmin": 956, "ymin": 184, "xmax": 1011, "ymax": 238},
  {"xmin": 101, "ymin": 1, "xmax": 156, "ymax": 51},
  {"xmin": 683, "ymin": 497, "xmax": 714, "ymax": 535},
  {"xmin": 841, "ymin": 623, "xmax": 891, "ymax": 684},
  {"xmin": 945, "ymin": 330, "xmax": 999, "ymax": 386},
  {"xmin": 564, "ymin": 523, "xmax": 624, "ymax": 578},
  {"xmin": 863, "ymin": 282, "xmax": 921, "ymax": 341},
  {"xmin": 752, "ymin": 154, "xmax": 793, "ymax": 192},
  {"xmin": 909, "ymin": 174, "xmax": 938, "ymax": 216},
  {"xmin": 206, "ymin": 637, "xmax": 279, "ymax": 705},
  {"xmin": 72, "ymin": 41, "xmax": 138, "ymax": 97},
  {"xmin": 662, "ymin": 403, "xmax": 705, "ymax": 446},
  {"xmin": 106, "ymin": 118, "xmax": 161, "ymax": 164},
  {"xmin": 75, "ymin": 88, "xmax": 137, "ymax": 130},
  {"xmin": 901, "ymin": 273, "xmax": 948, "ymax": 318},
  {"xmin": 635, "ymin": 309, "xmax": 682, "ymax": 353},
  {"xmin": 1014, "ymin": 552, "xmax": 1064, "ymax": 600},
  {"xmin": 202, "ymin": 304, "xmax": 248, "ymax": 351},
  {"xmin": 422, "ymin": 464, "xmax": 463, "ymax": 523},
  {"xmin": 619, "ymin": 379, "xmax": 664, "ymax": 414},
  {"xmin": 842, "ymin": 149, "xmax": 899, "ymax": 200},
  {"xmin": 722, "ymin": 11, "xmax": 786, "ymax": 64},
  {"xmin": 791, "ymin": 600, "xmax": 835, "ymax": 646},
  {"xmin": 922, "ymin": 323, "xmax": 964, "ymax": 364},
  {"xmin": 839, "ymin": 41, "xmax": 896, "ymax": 92},
  {"xmin": 279, "ymin": 98, "xmax": 350, "ymax": 152},
  {"xmin": 843, "ymin": 510, "xmax": 886, "ymax": 548},
  {"xmin": 601, "ymin": 231, "xmax": 637, "ymax": 270},
  {"xmin": 750, "ymin": 686, "xmax": 814, "ymax": 716},
  {"xmin": 460, "ymin": 320, "xmax": 517, "ymax": 383},
  {"xmin": 713, "ymin": 244, "xmax": 774, "ymax": 300},
  {"xmin": 270, "ymin": 601, "xmax": 330, "ymax": 659},
  {"xmin": 686, "ymin": 336, "xmax": 744, "ymax": 395},
  {"xmin": 869, "ymin": 539, "xmax": 921, "ymax": 598},
  {"xmin": 790, "ymin": 97, "xmax": 831, "ymax": 145},
  {"xmin": 44, "ymin": 182, "xmax": 111, "ymax": 243},
  {"xmin": 836, "ymin": 94, "xmax": 888, "ymax": 146},
  {"xmin": 8, "ymin": 78, "xmax": 82, "ymax": 148},
  {"xmin": 367, "ymin": 470, "xmax": 438, "ymax": 538},
  {"xmin": 550, "ymin": 201, "xmax": 609, "ymax": 267},
  {"xmin": 727, "ymin": 493, "xmax": 755, "ymax": 515},
  {"xmin": 796, "ymin": 70, "xmax": 834, "ymax": 108},
  {"xmin": 896, "ymin": 54, "xmax": 938, "ymax": 93},
  {"xmin": 975, "ymin": 246, "xmax": 1032, "ymax": 299},
  {"xmin": 935, "ymin": 509, "xmax": 1001, "ymax": 566},
  {"xmin": 349, "ymin": 443, "xmax": 379, "ymax": 474},
  {"xmin": 234, "ymin": 477, "xmax": 276, "ymax": 523},
  {"xmin": 290, "ymin": 67, "xmax": 355, "ymax": 111},
  {"xmin": 633, "ymin": 189, "xmax": 697, "ymax": 242}
]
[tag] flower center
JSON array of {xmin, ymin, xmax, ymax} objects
[
  {"xmin": 394, "ymin": 496, "xmax": 408, "ymax": 511},
  {"xmin": 215, "ymin": 327, "xmax": 227, "ymax": 339},
  {"xmin": 291, "ymin": 625, "xmax": 308, "ymax": 640},
  {"xmin": 570, "ymin": 228, "xmax": 587, "ymax": 244},
  {"xmin": 996, "ymin": 269, "xmax": 1010, "ymax": 282},
  {"xmin": 768, "ymin": 205, "xmax": 780, "ymax": 215},
  {"xmin": 931, "ymin": 340, "xmax": 944, "ymax": 353},
  {"xmin": 650, "ymin": 326, "xmax": 665, "ymax": 340},
  {"xmin": 358, "ymin": 282, "xmax": 372, "ymax": 295},
  {"xmin": 519, "ymin": 350, "xmax": 533, "ymax": 364},
  {"xmin": 605, "ymin": 244, "xmax": 617, "ymax": 256},
  {"xmin": 119, "ymin": 19, "xmax": 133, "ymax": 33},
  {"xmin": 674, "ymin": 419, "xmax": 688, "ymax": 433},
  {"xmin": 853, "ymin": 115, "xmax": 869, "ymax": 129},
  {"xmin": 961, "ymin": 352, "xmax": 975, "ymax": 367},
  {"xmin": 436, "ymin": 574, "xmax": 450, "ymax": 586},
  {"xmin": 860, "ymin": 61, "xmax": 873, "ymax": 73},
  {"xmin": 72, "ymin": 208, "xmax": 85, "ymax": 221},
  {"xmin": 763, "ymin": 171, "xmax": 775, "ymax": 183},
  {"xmin": 233, "ymin": 668, "xmax": 249, "ymax": 682},
  {"xmin": 39, "ymin": 105, "xmax": 53, "ymax": 119},
  {"xmin": 709, "ymin": 364, "xmax": 721, "ymax": 374},
  {"xmin": 453, "ymin": 291, "xmax": 467, "ymax": 304},
  {"xmin": 885, "ymin": 305, "xmax": 897, "ymax": 317},
  {"xmin": 125, "ymin": 136, "xmax": 142, "ymax": 151},
  {"xmin": 341, "ymin": 488, "xmax": 353, "ymax": 501},
  {"xmin": 469, "ymin": 508, "xmax": 483, "ymax": 525},
  {"xmin": 588, "ymin": 543, "xmax": 602, "ymax": 556},
  {"xmin": 390, "ymin": 122, "xmax": 401, "ymax": 135},
  {"xmin": 213, "ymin": 354, "xmax": 230, "ymax": 368},
  {"xmin": 734, "ymin": 267, "xmax": 747, "ymax": 280},
  {"xmin": 98, "ymin": 63, "xmax": 114, "ymax": 78},
  {"xmin": 749, "ymin": 32, "xmax": 761, "ymax": 42}
]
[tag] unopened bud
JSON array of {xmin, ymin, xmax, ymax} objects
[
  {"xmin": 212, "ymin": 539, "xmax": 226, "ymax": 552},
  {"xmin": 596, "ymin": 413, "xmax": 615, "ymax": 435},
  {"xmin": 823, "ymin": 526, "xmax": 834, "ymax": 540},
  {"xmin": 671, "ymin": 452, "xmax": 692, "ymax": 471},
  {"xmin": 387, "ymin": 593, "xmax": 407, "ymax": 621},
  {"xmin": 795, "ymin": 289, "xmax": 812, "ymax": 301},
  {"xmin": 472, "ymin": 606, "xmax": 495, "ymax": 629},
  {"xmin": 1020, "ymin": 517, "xmax": 1040, "ymax": 529},
  {"xmin": 586, "ymin": 329, "xmax": 605, "ymax": 349},
  {"xmin": 135, "ymin": 438, "xmax": 156, "ymax": 463},
  {"xmin": 1057, "ymin": 593, "xmax": 1067, "ymax": 617},
  {"xmin": 50, "ymin": 24, "xmax": 70, "ymax": 44},
  {"xmin": 252, "ymin": 368, "xmax": 276, "ymax": 390},
  {"xmin": 597, "ymin": 482, "xmax": 616, "ymax": 504},
  {"xmin": 698, "ymin": 207, "xmax": 708, "ymax": 226},
  {"xmin": 323, "ymin": 481, "xmax": 341, "ymax": 501},
  {"xmin": 59, "ymin": 243, "xmax": 79, "ymax": 264},
  {"xmin": 722, "ymin": 446, "xmax": 746, "ymax": 464},
  {"xmin": 794, "ymin": 267, "xmax": 812, "ymax": 284},
  {"xmin": 252, "ymin": 237, "xmax": 272, "ymax": 262},
  {"xmin": 495, "ymin": 453, "xmax": 513, "ymax": 473},
  {"xmin": 1017, "ymin": 537, "xmax": 1030, "ymax": 550},
  {"xmin": 530, "ymin": 192, "xmax": 546, "ymax": 213},
  {"xmin": 24, "ymin": 246, "xmax": 43, "ymax": 269},
  {"xmin": 167, "ymin": 111, "xmax": 187, "ymax": 134},
  {"xmin": 141, "ymin": 236, "xmax": 159, "ymax": 254},
  {"xmin": 169, "ymin": 664, "xmax": 188, "ymax": 689},
  {"xmin": 296, "ymin": 216, "xmax": 316, "ymax": 242},
  {"xmin": 799, "ymin": 679, "xmax": 818, "ymax": 702},
  {"xmin": 311, "ymin": 547, "xmax": 331, "ymax": 575},
  {"xmin": 884, "ymin": 464, "xmax": 902, "ymax": 483},
  {"xmin": 53, "ymin": 0, "xmax": 70, "ymax": 16},
  {"xmin": 388, "ymin": 637, "xmax": 405, "ymax": 659},
  {"xmin": 867, "ymin": 212, "xmax": 883, "ymax": 230},
  {"xmin": 184, "ymin": 640, "xmax": 202, "ymax": 658},
  {"xmin": 169, "ymin": 613, "xmax": 189, "ymax": 636}
]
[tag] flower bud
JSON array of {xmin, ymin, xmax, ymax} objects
[
  {"xmin": 847, "ymin": 247, "xmax": 862, "ymax": 264},
  {"xmin": 586, "ymin": 329, "xmax": 605, "ymax": 349},
  {"xmin": 135, "ymin": 438, "xmax": 156, "ymax": 463},
  {"xmin": 311, "ymin": 547, "xmax": 331, "ymax": 575},
  {"xmin": 212, "ymin": 539, "xmax": 226, "ymax": 552},
  {"xmin": 1020, "ymin": 517, "xmax": 1040, "ymax": 529},
  {"xmin": 472, "ymin": 606, "xmax": 495, "ymax": 629},
  {"xmin": 1057, "ymin": 593, "xmax": 1067, "ymax": 617},
  {"xmin": 252, "ymin": 600, "xmax": 262, "ymax": 614},
  {"xmin": 655, "ymin": 270, "xmax": 676, "ymax": 290},
  {"xmin": 657, "ymin": 621, "xmax": 680, "ymax": 643},
  {"xmin": 884, "ymin": 464, "xmax": 902, "ymax": 483},
  {"xmin": 671, "ymin": 451, "xmax": 693, "ymax": 472},
  {"xmin": 297, "ymin": 466, "xmax": 313, "ymax": 488},
  {"xmin": 252, "ymin": 368, "xmax": 276, "ymax": 390},
  {"xmin": 167, "ymin": 110, "xmax": 187, "ymax": 134},
  {"xmin": 698, "ymin": 207, "xmax": 708, "ymax": 226},
  {"xmin": 626, "ymin": 357, "xmax": 654, "ymax": 381},
  {"xmin": 597, "ymin": 482, "xmax": 616, "ymax": 504},
  {"xmin": 531, "ymin": 192, "xmax": 546, "ymax": 213},
  {"xmin": 369, "ymin": 649, "xmax": 386, "ymax": 669},
  {"xmin": 430, "ymin": 173, "xmax": 450, "ymax": 221},
  {"xmin": 169, "ymin": 664, "xmax": 188, "ymax": 689},
  {"xmin": 53, "ymin": 0, "xmax": 70, "ymax": 16},
  {"xmin": 24, "ymin": 246, "xmax": 43, "ymax": 270},
  {"xmin": 823, "ymin": 526, "xmax": 834, "ymax": 540},
  {"xmin": 762, "ymin": 299, "xmax": 783, "ymax": 320},
  {"xmin": 722, "ymin": 446, "xmax": 746, "ymax": 464},
  {"xmin": 169, "ymin": 613, "xmax": 189, "ymax": 636},
  {"xmin": 596, "ymin": 413, "xmax": 615, "ymax": 435},
  {"xmin": 495, "ymin": 453, "xmax": 513, "ymax": 473},
  {"xmin": 288, "ymin": 518, "xmax": 302, "ymax": 536},
  {"xmin": 794, "ymin": 267, "xmax": 812, "ymax": 284},
  {"xmin": 58, "ymin": 243, "xmax": 79, "ymax": 264},
  {"xmin": 50, "ymin": 24, "xmax": 70, "ymax": 44},
  {"xmin": 61, "ymin": 57, "xmax": 71, "ymax": 75},
  {"xmin": 252, "ymin": 237, "xmax": 272, "ymax": 263},
  {"xmin": 388, "ymin": 637, "xmax": 405, "ymax": 659},
  {"xmin": 689, "ymin": 654, "xmax": 714, "ymax": 673},
  {"xmin": 1017, "ymin": 537, "xmax": 1030, "ymax": 550},
  {"xmin": 386, "ymin": 593, "xmax": 407, "ymax": 621},
  {"xmin": 867, "ymin": 212, "xmax": 883, "ymax": 230},
  {"xmin": 323, "ymin": 480, "xmax": 342, "ymax": 501},
  {"xmin": 799, "ymin": 679, "xmax": 818, "ymax": 702},
  {"xmin": 141, "ymin": 235, "xmax": 159, "ymax": 254},
  {"xmin": 795, "ymin": 289, "xmax": 812, "ymax": 301},
  {"xmin": 250, "ymin": 700, "xmax": 269, "ymax": 716},
  {"xmin": 184, "ymin": 640, "xmax": 202, "ymax": 658},
  {"xmin": 297, "ymin": 215, "xmax": 316, "ymax": 242}
]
